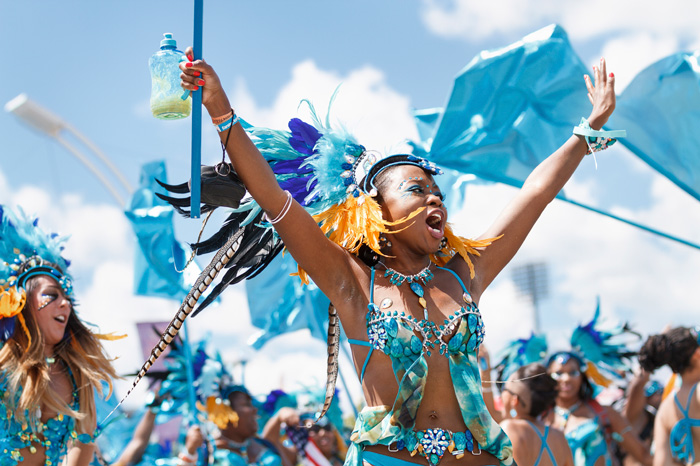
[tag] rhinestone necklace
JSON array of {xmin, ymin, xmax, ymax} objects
[{"xmin": 379, "ymin": 261, "xmax": 434, "ymax": 320}]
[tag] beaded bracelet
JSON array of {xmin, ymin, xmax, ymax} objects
[{"xmin": 572, "ymin": 117, "xmax": 626, "ymax": 155}]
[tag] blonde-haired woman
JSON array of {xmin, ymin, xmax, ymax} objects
[{"xmin": 0, "ymin": 205, "xmax": 119, "ymax": 466}]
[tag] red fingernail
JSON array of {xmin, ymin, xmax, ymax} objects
[
  {"xmin": 187, "ymin": 54, "xmax": 193, "ymax": 61},
  {"xmin": 609, "ymin": 72, "xmax": 614, "ymax": 78},
  {"xmin": 193, "ymin": 86, "xmax": 199, "ymax": 91},
  {"xmin": 196, "ymin": 79, "xmax": 205, "ymax": 86},
  {"xmin": 193, "ymin": 71, "xmax": 201, "ymax": 77},
  {"xmin": 185, "ymin": 62, "xmax": 193, "ymax": 68}
]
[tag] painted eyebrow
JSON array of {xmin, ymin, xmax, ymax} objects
[{"xmin": 41, "ymin": 286, "xmax": 62, "ymax": 293}]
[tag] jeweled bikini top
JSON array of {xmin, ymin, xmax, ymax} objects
[
  {"xmin": 347, "ymin": 265, "xmax": 513, "ymax": 465},
  {"xmin": 363, "ymin": 265, "xmax": 484, "ymax": 366},
  {"xmin": 0, "ymin": 364, "xmax": 92, "ymax": 466}
]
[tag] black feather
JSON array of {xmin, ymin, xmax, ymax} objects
[{"xmin": 156, "ymin": 178, "xmax": 192, "ymax": 194}]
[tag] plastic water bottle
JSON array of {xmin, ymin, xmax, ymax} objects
[{"xmin": 149, "ymin": 33, "xmax": 191, "ymax": 119}]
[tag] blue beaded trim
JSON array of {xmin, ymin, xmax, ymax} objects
[{"xmin": 389, "ymin": 427, "xmax": 481, "ymax": 465}]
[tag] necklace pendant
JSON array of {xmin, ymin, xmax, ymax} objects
[
  {"xmin": 423, "ymin": 307, "xmax": 429, "ymax": 320},
  {"xmin": 409, "ymin": 282, "xmax": 425, "ymax": 297},
  {"xmin": 418, "ymin": 297, "xmax": 427, "ymax": 309}
]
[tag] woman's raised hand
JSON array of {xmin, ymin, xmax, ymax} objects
[
  {"xmin": 584, "ymin": 57, "xmax": 616, "ymax": 130},
  {"xmin": 179, "ymin": 46, "xmax": 231, "ymax": 115}
]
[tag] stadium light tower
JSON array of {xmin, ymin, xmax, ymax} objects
[{"xmin": 511, "ymin": 262, "xmax": 549, "ymax": 334}]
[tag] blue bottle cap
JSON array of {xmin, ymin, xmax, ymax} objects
[{"xmin": 160, "ymin": 33, "xmax": 177, "ymax": 49}]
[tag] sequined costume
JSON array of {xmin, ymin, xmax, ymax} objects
[
  {"xmin": 560, "ymin": 408, "xmax": 611, "ymax": 466},
  {"xmin": 346, "ymin": 266, "xmax": 513, "ymax": 466},
  {"xmin": 211, "ymin": 438, "xmax": 283, "ymax": 466},
  {"xmin": 670, "ymin": 383, "xmax": 700, "ymax": 464},
  {"xmin": 0, "ymin": 365, "xmax": 91, "ymax": 466}
]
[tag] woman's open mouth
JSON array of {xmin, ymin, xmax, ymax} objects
[
  {"xmin": 426, "ymin": 210, "xmax": 445, "ymax": 239},
  {"xmin": 54, "ymin": 315, "xmax": 67, "ymax": 324}
]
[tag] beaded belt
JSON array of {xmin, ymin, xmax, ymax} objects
[{"xmin": 387, "ymin": 428, "xmax": 480, "ymax": 465}]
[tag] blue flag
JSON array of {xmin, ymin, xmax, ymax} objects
[{"xmin": 125, "ymin": 161, "xmax": 200, "ymax": 300}]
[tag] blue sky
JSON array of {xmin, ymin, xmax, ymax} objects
[{"xmin": 2, "ymin": 1, "xmax": 700, "ymax": 406}]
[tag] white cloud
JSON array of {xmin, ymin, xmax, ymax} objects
[
  {"xmin": 419, "ymin": 0, "xmax": 700, "ymax": 88},
  {"xmin": 421, "ymin": 0, "xmax": 700, "ymax": 44},
  {"xmin": 599, "ymin": 33, "xmax": 681, "ymax": 91},
  {"xmin": 229, "ymin": 59, "xmax": 419, "ymax": 155}
]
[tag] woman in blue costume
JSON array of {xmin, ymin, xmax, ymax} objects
[
  {"xmin": 500, "ymin": 363, "xmax": 573, "ymax": 466},
  {"xmin": 0, "ymin": 206, "xmax": 119, "ymax": 466},
  {"xmin": 638, "ymin": 326, "xmax": 700, "ymax": 466},
  {"xmin": 178, "ymin": 50, "xmax": 620, "ymax": 466},
  {"xmin": 548, "ymin": 353, "xmax": 651, "ymax": 466}
]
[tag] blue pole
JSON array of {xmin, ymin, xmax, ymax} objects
[{"xmin": 190, "ymin": 0, "xmax": 203, "ymax": 219}]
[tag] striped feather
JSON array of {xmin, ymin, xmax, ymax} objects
[
  {"xmin": 101, "ymin": 227, "xmax": 245, "ymax": 423},
  {"xmin": 317, "ymin": 303, "xmax": 340, "ymax": 421}
]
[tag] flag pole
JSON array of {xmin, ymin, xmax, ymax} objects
[{"xmin": 190, "ymin": 0, "xmax": 203, "ymax": 219}]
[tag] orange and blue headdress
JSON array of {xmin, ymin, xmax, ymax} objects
[
  {"xmin": 548, "ymin": 299, "xmax": 639, "ymax": 389},
  {"xmin": 0, "ymin": 205, "xmax": 73, "ymax": 345}
]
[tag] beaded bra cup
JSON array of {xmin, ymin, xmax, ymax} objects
[{"xmin": 367, "ymin": 291, "xmax": 484, "ymax": 359}]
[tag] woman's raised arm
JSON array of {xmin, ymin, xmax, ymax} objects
[
  {"xmin": 180, "ymin": 50, "xmax": 360, "ymax": 304},
  {"xmin": 468, "ymin": 58, "xmax": 617, "ymax": 294}
]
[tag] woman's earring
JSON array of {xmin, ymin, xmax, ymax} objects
[
  {"xmin": 379, "ymin": 234, "xmax": 392, "ymax": 250},
  {"xmin": 440, "ymin": 236, "xmax": 448, "ymax": 249},
  {"xmin": 509, "ymin": 408, "xmax": 518, "ymax": 418}
]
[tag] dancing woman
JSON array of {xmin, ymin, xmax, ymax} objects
[
  {"xmin": 548, "ymin": 353, "xmax": 652, "ymax": 466},
  {"xmin": 639, "ymin": 326, "xmax": 700, "ymax": 466},
  {"xmin": 177, "ymin": 51, "xmax": 619, "ymax": 466},
  {"xmin": 185, "ymin": 385, "xmax": 288, "ymax": 466},
  {"xmin": 500, "ymin": 363, "xmax": 573, "ymax": 466},
  {"xmin": 0, "ymin": 206, "xmax": 119, "ymax": 466}
]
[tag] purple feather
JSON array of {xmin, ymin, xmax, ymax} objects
[
  {"xmin": 0, "ymin": 317, "xmax": 16, "ymax": 342},
  {"xmin": 288, "ymin": 118, "xmax": 321, "ymax": 156},
  {"xmin": 279, "ymin": 176, "xmax": 313, "ymax": 201},
  {"xmin": 272, "ymin": 159, "xmax": 313, "ymax": 175}
]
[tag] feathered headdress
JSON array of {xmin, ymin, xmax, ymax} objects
[
  {"xmin": 0, "ymin": 205, "xmax": 73, "ymax": 347},
  {"xmin": 117, "ymin": 98, "xmax": 497, "ymax": 416},
  {"xmin": 493, "ymin": 333, "xmax": 548, "ymax": 383},
  {"xmin": 549, "ymin": 298, "xmax": 639, "ymax": 388},
  {"xmin": 149, "ymin": 334, "xmax": 246, "ymax": 430}
]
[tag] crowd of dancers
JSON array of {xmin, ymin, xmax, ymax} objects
[{"xmin": 1, "ymin": 48, "xmax": 698, "ymax": 466}]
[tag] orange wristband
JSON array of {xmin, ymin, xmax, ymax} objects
[{"xmin": 211, "ymin": 109, "xmax": 234, "ymax": 125}]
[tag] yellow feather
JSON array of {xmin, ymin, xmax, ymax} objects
[
  {"xmin": 17, "ymin": 313, "xmax": 31, "ymax": 349},
  {"xmin": 293, "ymin": 194, "xmax": 425, "ymax": 281},
  {"xmin": 662, "ymin": 373, "xmax": 678, "ymax": 401},
  {"xmin": 585, "ymin": 361, "xmax": 612, "ymax": 387},
  {"xmin": 201, "ymin": 396, "xmax": 239, "ymax": 429},
  {"xmin": 0, "ymin": 286, "xmax": 26, "ymax": 319},
  {"xmin": 292, "ymin": 195, "xmax": 500, "ymax": 282},
  {"xmin": 94, "ymin": 332, "xmax": 128, "ymax": 341},
  {"xmin": 431, "ymin": 225, "xmax": 501, "ymax": 279}
]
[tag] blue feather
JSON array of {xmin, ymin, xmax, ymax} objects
[
  {"xmin": 272, "ymin": 159, "xmax": 314, "ymax": 175},
  {"xmin": 288, "ymin": 118, "xmax": 322, "ymax": 155}
]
